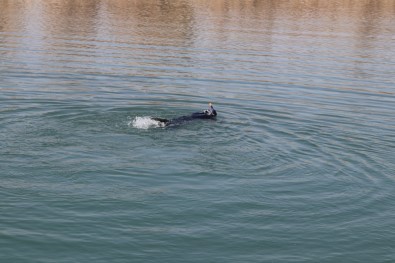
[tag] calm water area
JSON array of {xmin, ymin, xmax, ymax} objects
[{"xmin": 1, "ymin": 0, "xmax": 395, "ymax": 262}]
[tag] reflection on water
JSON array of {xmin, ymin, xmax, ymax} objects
[
  {"xmin": 1, "ymin": 0, "xmax": 394, "ymax": 123},
  {"xmin": 1, "ymin": 0, "xmax": 395, "ymax": 48},
  {"xmin": 1, "ymin": 0, "xmax": 394, "ymax": 92}
]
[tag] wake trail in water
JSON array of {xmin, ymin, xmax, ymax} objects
[{"xmin": 129, "ymin": 116, "xmax": 165, "ymax": 129}]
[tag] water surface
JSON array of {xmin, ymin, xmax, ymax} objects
[{"xmin": 1, "ymin": 1, "xmax": 395, "ymax": 262}]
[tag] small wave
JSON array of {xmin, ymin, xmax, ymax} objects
[{"xmin": 129, "ymin": 116, "xmax": 165, "ymax": 129}]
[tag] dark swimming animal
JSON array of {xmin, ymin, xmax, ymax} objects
[{"xmin": 151, "ymin": 103, "xmax": 217, "ymax": 127}]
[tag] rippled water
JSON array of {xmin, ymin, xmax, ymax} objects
[{"xmin": 1, "ymin": 0, "xmax": 395, "ymax": 262}]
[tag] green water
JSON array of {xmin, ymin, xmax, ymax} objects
[{"xmin": 1, "ymin": 0, "xmax": 395, "ymax": 262}]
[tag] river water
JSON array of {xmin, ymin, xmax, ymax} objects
[{"xmin": 1, "ymin": 0, "xmax": 395, "ymax": 262}]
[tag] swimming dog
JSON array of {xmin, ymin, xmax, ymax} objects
[{"xmin": 151, "ymin": 103, "xmax": 217, "ymax": 126}]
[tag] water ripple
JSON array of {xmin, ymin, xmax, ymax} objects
[{"xmin": 1, "ymin": 0, "xmax": 395, "ymax": 262}]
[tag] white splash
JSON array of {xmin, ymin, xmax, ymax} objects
[{"xmin": 129, "ymin": 116, "xmax": 165, "ymax": 129}]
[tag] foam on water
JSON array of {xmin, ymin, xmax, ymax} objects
[{"xmin": 130, "ymin": 116, "xmax": 165, "ymax": 129}]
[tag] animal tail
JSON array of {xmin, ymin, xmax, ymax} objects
[{"xmin": 151, "ymin": 117, "xmax": 170, "ymax": 124}]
